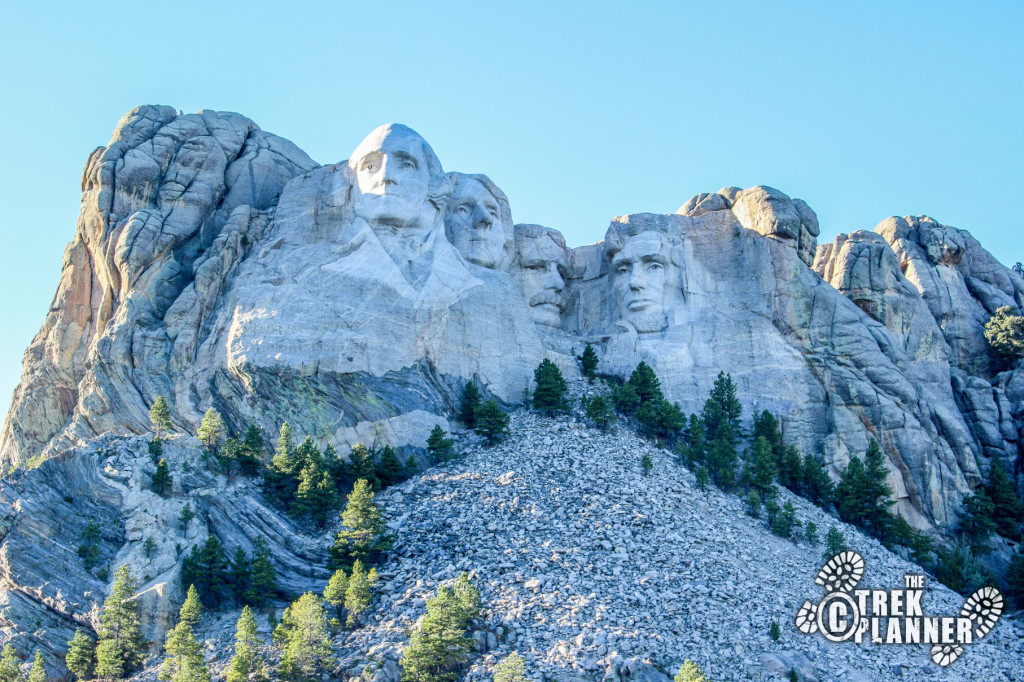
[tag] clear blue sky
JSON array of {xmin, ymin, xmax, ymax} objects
[{"xmin": 1, "ymin": 1, "xmax": 1022, "ymax": 423}]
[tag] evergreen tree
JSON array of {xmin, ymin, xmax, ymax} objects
[
  {"xmin": 330, "ymin": 480, "xmax": 390, "ymax": 570},
  {"xmin": 705, "ymin": 371, "xmax": 742, "ymax": 434},
  {"xmin": 197, "ymin": 409, "xmax": 225, "ymax": 453},
  {"xmin": 78, "ymin": 520, "xmax": 102, "ymax": 571},
  {"xmin": 27, "ymin": 652, "xmax": 44, "ymax": 682},
  {"xmin": 836, "ymin": 441, "xmax": 894, "ymax": 540},
  {"xmin": 152, "ymin": 458, "xmax": 173, "ymax": 497},
  {"xmin": 805, "ymin": 522, "xmax": 819, "ymax": 544},
  {"xmin": 277, "ymin": 593, "xmax": 334, "ymax": 681},
  {"xmin": 983, "ymin": 306, "xmax": 1024, "ymax": 363},
  {"xmin": 451, "ymin": 572, "xmax": 481, "ymax": 624},
  {"xmin": 532, "ymin": 359, "xmax": 568, "ymax": 415},
  {"xmin": 770, "ymin": 502, "xmax": 801, "ymax": 539},
  {"xmin": 777, "ymin": 446, "xmax": 804, "ymax": 493},
  {"xmin": 65, "ymin": 631, "xmax": 95, "ymax": 681},
  {"xmin": 400, "ymin": 579, "xmax": 478, "ymax": 682},
  {"xmin": 150, "ymin": 396, "xmax": 172, "ymax": 440},
  {"xmin": 769, "ymin": 621, "xmax": 781, "ymax": 641},
  {"xmin": 681, "ymin": 414, "xmax": 706, "ymax": 467},
  {"xmin": 610, "ymin": 382, "xmax": 640, "ymax": 416},
  {"xmin": 583, "ymin": 394, "xmax": 615, "ymax": 430},
  {"xmin": 1013, "ymin": 262, "xmax": 1024, "ymax": 279},
  {"xmin": 1005, "ymin": 550, "xmax": 1024, "ymax": 609},
  {"xmin": 323, "ymin": 569, "xmax": 349, "ymax": 618},
  {"xmin": 291, "ymin": 460, "xmax": 339, "ymax": 528},
  {"xmin": 426, "ymin": 426, "xmax": 455, "ymax": 463},
  {"xmin": 344, "ymin": 560, "xmax": 378, "ymax": 627},
  {"xmin": 459, "ymin": 381, "xmax": 481, "ymax": 428},
  {"xmin": 178, "ymin": 503, "xmax": 196, "ymax": 531},
  {"xmin": 640, "ymin": 454, "xmax": 653, "ymax": 477},
  {"xmin": 474, "ymin": 400, "xmax": 510, "ymax": 445},
  {"xmin": 148, "ymin": 436, "xmax": 163, "ymax": 463},
  {"xmin": 226, "ymin": 606, "xmax": 264, "ymax": 682},
  {"xmin": 579, "ymin": 343, "xmax": 599, "ymax": 380},
  {"xmin": 376, "ymin": 446, "xmax": 405, "ymax": 488},
  {"xmin": 245, "ymin": 537, "xmax": 278, "ymax": 607},
  {"xmin": 705, "ymin": 428, "xmax": 738, "ymax": 489},
  {"xmin": 228, "ymin": 548, "xmax": 252, "ymax": 604},
  {"xmin": 405, "ymin": 455, "xmax": 419, "ymax": 476},
  {"xmin": 95, "ymin": 566, "xmax": 145, "ymax": 679},
  {"xmin": 801, "ymin": 454, "xmax": 834, "ymax": 507},
  {"xmin": 935, "ymin": 545, "xmax": 995, "ymax": 595},
  {"xmin": 264, "ymin": 423, "xmax": 299, "ymax": 504},
  {"xmin": 958, "ymin": 489, "xmax": 997, "ymax": 551},
  {"xmin": 179, "ymin": 585, "xmax": 203, "ymax": 628},
  {"xmin": 744, "ymin": 490, "xmax": 762, "ymax": 518},
  {"xmin": 674, "ymin": 660, "xmax": 707, "ymax": 682},
  {"xmin": 985, "ymin": 459, "xmax": 1024, "ymax": 541},
  {"xmin": 694, "ymin": 466, "xmax": 710, "ymax": 490},
  {"xmin": 493, "ymin": 652, "xmax": 527, "ymax": 682},
  {"xmin": 823, "ymin": 527, "xmax": 849, "ymax": 561},
  {"xmin": 0, "ymin": 645, "xmax": 20, "ymax": 682},
  {"xmin": 654, "ymin": 400, "xmax": 685, "ymax": 440},
  {"xmin": 238, "ymin": 425, "xmax": 265, "ymax": 476},
  {"xmin": 744, "ymin": 436, "xmax": 777, "ymax": 502},
  {"xmin": 182, "ymin": 536, "xmax": 229, "ymax": 607},
  {"xmin": 159, "ymin": 590, "xmax": 210, "ymax": 682},
  {"xmin": 347, "ymin": 444, "xmax": 378, "ymax": 488}
]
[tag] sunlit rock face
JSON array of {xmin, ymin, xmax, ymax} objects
[{"xmin": 3, "ymin": 107, "xmax": 1023, "ymax": 536}]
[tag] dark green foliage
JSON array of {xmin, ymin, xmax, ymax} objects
[
  {"xmin": 276, "ymin": 593, "xmax": 334, "ymax": 681},
  {"xmin": 245, "ymin": 537, "xmax": 278, "ymax": 607},
  {"xmin": 705, "ymin": 433, "xmax": 738, "ymax": 489},
  {"xmin": 628, "ymin": 362, "xmax": 663, "ymax": 404},
  {"xmin": 28, "ymin": 651, "xmax": 45, "ymax": 682},
  {"xmin": 0, "ymin": 644, "xmax": 20, "ymax": 682},
  {"xmin": 226, "ymin": 606, "xmax": 263, "ymax": 682},
  {"xmin": 984, "ymin": 459, "xmax": 1024, "ymax": 541},
  {"xmin": 532, "ymin": 359, "xmax": 568, "ymax": 415},
  {"xmin": 96, "ymin": 566, "xmax": 145, "ymax": 679},
  {"xmin": 788, "ymin": 669, "xmax": 799, "ymax": 682},
  {"xmin": 801, "ymin": 454, "xmax": 834, "ymax": 507},
  {"xmin": 583, "ymin": 394, "xmax": 615, "ymax": 430},
  {"xmin": 674, "ymin": 661, "xmax": 707, "ymax": 682},
  {"xmin": 744, "ymin": 491, "xmax": 762, "ymax": 518},
  {"xmin": 579, "ymin": 343, "xmax": 599, "ymax": 380},
  {"xmin": 143, "ymin": 537, "xmax": 158, "ymax": 559},
  {"xmin": 889, "ymin": 514, "xmax": 935, "ymax": 569},
  {"xmin": 694, "ymin": 466, "xmax": 710, "ymax": 490},
  {"xmin": 1005, "ymin": 550, "xmax": 1024, "ymax": 609},
  {"xmin": 984, "ymin": 305, "xmax": 1024, "ymax": 363},
  {"xmin": 264, "ymin": 423, "xmax": 299, "ymax": 503},
  {"xmin": 78, "ymin": 520, "xmax": 102, "ymax": 570},
  {"xmin": 640, "ymin": 454, "xmax": 653, "ymax": 476},
  {"xmin": 474, "ymin": 400, "xmax": 510, "ymax": 445},
  {"xmin": 493, "ymin": 653, "xmax": 527, "ymax": 682},
  {"xmin": 66, "ymin": 630, "xmax": 96, "ymax": 681},
  {"xmin": 150, "ymin": 396, "xmax": 172, "ymax": 439},
  {"xmin": 152, "ymin": 458, "xmax": 173, "ymax": 497},
  {"xmin": 638, "ymin": 399, "xmax": 685, "ymax": 440},
  {"xmin": 399, "ymin": 574, "xmax": 480, "ymax": 682},
  {"xmin": 771, "ymin": 502, "xmax": 801, "ymax": 539},
  {"xmin": 182, "ymin": 536, "xmax": 229, "ymax": 607},
  {"xmin": 679, "ymin": 414, "xmax": 706, "ymax": 467},
  {"xmin": 229, "ymin": 548, "xmax": 251, "ymax": 603},
  {"xmin": 1013, "ymin": 262, "xmax": 1024, "ymax": 278},
  {"xmin": 958, "ymin": 489, "xmax": 997, "ymax": 552},
  {"xmin": 405, "ymin": 455, "xmax": 419, "ymax": 476},
  {"xmin": 197, "ymin": 408, "xmax": 225, "ymax": 453},
  {"xmin": 823, "ymin": 526, "xmax": 848, "ymax": 560},
  {"xmin": 805, "ymin": 521, "xmax": 818, "ymax": 544},
  {"xmin": 769, "ymin": 621, "xmax": 781, "ymax": 641},
  {"xmin": 778, "ymin": 446, "xmax": 803, "ymax": 493},
  {"xmin": 330, "ymin": 480, "xmax": 391, "ymax": 571},
  {"xmin": 344, "ymin": 560, "xmax": 378, "ymax": 627},
  {"xmin": 935, "ymin": 545, "xmax": 996, "ymax": 596},
  {"xmin": 291, "ymin": 456, "xmax": 339, "ymax": 529},
  {"xmin": 743, "ymin": 436, "xmax": 777, "ymax": 502},
  {"xmin": 705, "ymin": 371, "xmax": 742, "ymax": 436},
  {"xmin": 376, "ymin": 446, "xmax": 405, "ymax": 487},
  {"xmin": 347, "ymin": 443, "xmax": 378, "ymax": 488},
  {"xmin": 425, "ymin": 425, "xmax": 454, "ymax": 462},
  {"xmin": 239, "ymin": 425, "xmax": 266, "ymax": 476},
  {"xmin": 178, "ymin": 504, "xmax": 196, "ymax": 531},
  {"xmin": 610, "ymin": 382, "xmax": 640, "ymax": 416},
  {"xmin": 148, "ymin": 437, "xmax": 163, "ymax": 463},
  {"xmin": 836, "ymin": 441, "xmax": 894, "ymax": 540},
  {"xmin": 459, "ymin": 381, "xmax": 481, "ymax": 428}
]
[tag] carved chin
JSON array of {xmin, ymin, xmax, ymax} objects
[
  {"xmin": 355, "ymin": 195, "xmax": 428, "ymax": 226},
  {"xmin": 628, "ymin": 312, "xmax": 668, "ymax": 333}
]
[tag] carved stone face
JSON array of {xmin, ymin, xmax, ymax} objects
[
  {"xmin": 350, "ymin": 126, "xmax": 432, "ymax": 228},
  {"xmin": 516, "ymin": 234, "xmax": 568, "ymax": 328},
  {"xmin": 611, "ymin": 231, "xmax": 670, "ymax": 332},
  {"xmin": 446, "ymin": 178, "xmax": 507, "ymax": 269}
]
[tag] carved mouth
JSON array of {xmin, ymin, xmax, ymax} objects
[{"xmin": 627, "ymin": 299, "xmax": 653, "ymax": 311}]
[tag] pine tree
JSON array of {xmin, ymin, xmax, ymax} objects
[
  {"xmin": 1005, "ymin": 550, "xmax": 1024, "ymax": 609},
  {"xmin": 330, "ymin": 480, "xmax": 390, "ymax": 570},
  {"xmin": 769, "ymin": 621, "xmax": 781, "ymax": 641},
  {"xmin": 707, "ymin": 371, "xmax": 742, "ymax": 434},
  {"xmin": 583, "ymin": 394, "xmax": 614, "ymax": 430},
  {"xmin": 579, "ymin": 343, "xmax": 599, "ymax": 380},
  {"xmin": 229, "ymin": 547, "xmax": 252, "ymax": 603},
  {"xmin": 674, "ymin": 660, "xmax": 707, "ymax": 682},
  {"xmin": 344, "ymin": 560, "xmax": 378, "ymax": 627},
  {"xmin": 474, "ymin": 400, "xmax": 509, "ymax": 445},
  {"xmin": 78, "ymin": 520, "xmax": 102, "ymax": 571},
  {"xmin": 179, "ymin": 585, "xmax": 203, "ymax": 628},
  {"xmin": 958, "ymin": 489, "xmax": 997, "ymax": 551},
  {"xmin": 778, "ymin": 446, "xmax": 804, "ymax": 493},
  {"xmin": 376, "ymin": 446, "xmax": 405, "ymax": 488},
  {"xmin": 983, "ymin": 306, "xmax": 1024, "ymax": 363},
  {"xmin": 182, "ymin": 536, "xmax": 229, "ymax": 607},
  {"xmin": 694, "ymin": 466, "xmax": 710, "ymax": 490},
  {"xmin": 405, "ymin": 455, "xmax": 419, "ymax": 476},
  {"xmin": 226, "ymin": 606, "xmax": 264, "ymax": 682},
  {"xmin": 426, "ymin": 425, "xmax": 454, "ymax": 463},
  {"xmin": 745, "ymin": 490, "xmax": 762, "ymax": 518},
  {"xmin": 771, "ymin": 502, "xmax": 801, "ymax": 539},
  {"xmin": 160, "ymin": 590, "xmax": 210, "ymax": 682},
  {"xmin": 65, "ymin": 631, "xmax": 95, "ymax": 681},
  {"xmin": 610, "ymin": 382, "xmax": 640, "ymax": 416},
  {"xmin": 347, "ymin": 444, "xmax": 378, "ymax": 488},
  {"xmin": 985, "ymin": 459, "xmax": 1024, "ymax": 541},
  {"xmin": 238, "ymin": 425, "xmax": 265, "ymax": 476},
  {"xmin": 291, "ymin": 460, "xmax": 339, "ymax": 528},
  {"xmin": 705, "ymin": 427, "xmax": 737, "ymax": 489},
  {"xmin": 805, "ymin": 521, "xmax": 819, "ymax": 544},
  {"xmin": 197, "ymin": 408, "xmax": 225, "ymax": 453},
  {"xmin": 400, "ymin": 578, "xmax": 478, "ymax": 682},
  {"xmin": 152, "ymin": 458, "xmax": 173, "ymax": 497},
  {"xmin": 95, "ymin": 566, "xmax": 145, "ymax": 679},
  {"xmin": 459, "ymin": 381, "xmax": 481, "ymax": 428},
  {"xmin": 277, "ymin": 593, "xmax": 334, "ymax": 681},
  {"xmin": 27, "ymin": 652, "xmax": 45, "ymax": 682},
  {"xmin": 628, "ymin": 362, "xmax": 663, "ymax": 405},
  {"xmin": 532, "ymin": 359, "xmax": 568, "ymax": 415},
  {"xmin": 245, "ymin": 537, "xmax": 278, "ymax": 607},
  {"xmin": 0, "ymin": 645, "xmax": 21, "ymax": 682},
  {"xmin": 823, "ymin": 527, "xmax": 849, "ymax": 561},
  {"xmin": 681, "ymin": 414, "xmax": 706, "ymax": 467},
  {"xmin": 150, "ymin": 396, "xmax": 172, "ymax": 440},
  {"xmin": 640, "ymin": 454, "xmax": 653, "ymax": 476},
  {"xmin": 265, "ymin": 423, "xmax": 299, "ymax": 504},
  {"xmin": 744, "ymin": 436, "xmax": 777, "ymax": 502},
  {"xmin": 323, "ymin": 569, "xmax": 349, "ymax": 618},
  {"xmin": 451, "ymin": 572, "xmax": 481, "ymax": 623},
  {"xmin": 493, "ymin": 652, "xmax": 527, "ymax": 682},
  {"xmin": 148, "ymin": 436, "xmax": 163, "ymax": 463},
  {"xmin": 178, "ymin": 503, "xmax": 196, "ymax": 531},
  {"xmin": 801, "ymin": 454, "xmax": 834, "ymax": 507}
]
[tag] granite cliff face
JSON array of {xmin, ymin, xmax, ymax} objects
[{"xmin": 2, "ymin": 107, "xmax": 1022, "ymax": 531}]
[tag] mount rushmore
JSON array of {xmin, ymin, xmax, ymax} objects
[{"xmin": 2, "ymin": 105, "xmax": 1023, "ymax": 536}]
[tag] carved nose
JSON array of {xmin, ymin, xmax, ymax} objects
[
  {"xmin": 544, "ymin": 266, "xmax": 564, "ymax": 291},
  {"xmin": 471, "ymin": 205, "xmax": 493, "ymax": 230}
]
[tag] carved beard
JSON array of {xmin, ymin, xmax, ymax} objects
[{"xmin": 631, "ymin": 312, "xmax": 668, "ymax": 334}]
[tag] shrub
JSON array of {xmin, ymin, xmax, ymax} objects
[{"xmin": 984, "ymin": 306, "xmax": 1024, "ymax": 363}]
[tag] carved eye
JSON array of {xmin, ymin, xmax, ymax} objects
[
  {"xmin": 457, "ymin": 205, "xmax": 470, "ymax": 214},
  {"xmin": 362, "ymin": 162, "xmax": 375, "ymax": 172},
  {"xmin": 402, "ymin": 160, "xmax": 416, "ymax": 169},
  {"xmin": 648, "ymin": 262, "xmax": 663, "ymax": 272},
  {"xmin": 617, "ymin": 266, "xmax": 630, "ymax": 275}
]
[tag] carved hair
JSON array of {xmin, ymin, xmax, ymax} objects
[
  {"xmin": 512, "ymin": 224, "xmax": 568, "ymax": 267},
  {"xmin": 343, "ymin": 123, "xmax": 452, "ymax": 210},
  {"xmin": 604, "ymin": 218, "xmax": 684, "ymax": 268}
]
